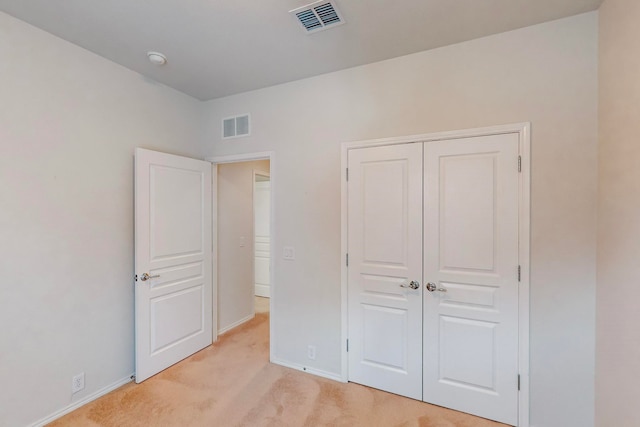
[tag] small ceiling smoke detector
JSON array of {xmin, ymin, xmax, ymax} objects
[{"xmin": 147, "ymin": 51, "xmax": 167, "ymax": 66}]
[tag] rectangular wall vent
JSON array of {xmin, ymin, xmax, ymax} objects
[
  {"xmin": 290, "ymin": 1, "xmax": 345, "ymax": 34},
  {"xmin": 222, "ymin": 114, "xmax": 251, "ymax": 139}
]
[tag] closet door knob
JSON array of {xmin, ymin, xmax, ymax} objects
[
  {"xmin": 426, "ymin": 282, "xmax": 447, "ymax": 292},
  {"xmin": 400, "ymin": 281, "xmax": 420, "ymax": 290}
]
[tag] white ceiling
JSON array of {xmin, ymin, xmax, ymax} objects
[{"xmin": 0, "ymin": 0, "xmax": 602, "ymax": 101}]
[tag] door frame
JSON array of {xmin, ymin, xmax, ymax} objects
[
  {"xmin": 340, "ymin": 123, "xmax": 531, "ymax": 427},
  {"xmin": 206, "ymin": 152, "xmax": 276, "ymax": 362}
]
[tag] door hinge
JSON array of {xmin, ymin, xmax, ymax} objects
[
  {"xmin": 518, "ymin": 155, "xmax": 522, "ymax": 172},
  {"xmin": 346, "ymin": 167, "xmax": 349, "ymax": 181},
  {"xmin": 518, "ymin": 265, "xmax": 521, "ymax": 282},
  {"xmin": 346, "ymin": 253, "xmax": 349, "ymax": 267},
  {"xmin": 518, "ymin": 374, "xmax": 521, "ymax": 391},
  {"xmin": 346, "ymin": 339, "xmax": 349, "ymax": 352}
]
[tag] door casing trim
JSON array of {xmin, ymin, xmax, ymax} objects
[{"xmin": 340, "ymin": 123, "xmax": 531, "ymax": 427}]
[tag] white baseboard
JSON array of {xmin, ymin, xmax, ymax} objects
[
  {"xmin": 30, "ymin": 374, "xmax": 133, "ymax": 427},
  {"xmin": 218, "ymin": 313, "xmax": 254, "ymax": 335},
  {"xmin": 254, "ymin": 285, "xmax": 270, "ymax": 297},
  {"xmin": 271, "ymin": 358, "xmax": 345, "ymax": 383}
]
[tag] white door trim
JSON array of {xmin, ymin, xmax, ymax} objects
[
  {"xmin": 341, "ymin": 123, "xmax": 530, "ymax": 427},
  {"xmin": 206, "ymin": 152, "xmax": 276, "ymax": 363}
]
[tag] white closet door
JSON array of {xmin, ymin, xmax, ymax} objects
[
  {"xmin": 422, "ymin": 134, "xmax": 520, "ymax": 425},
  {"xmin": 347, "ymin": 143, "xmax": 423, "ymax": 400}
]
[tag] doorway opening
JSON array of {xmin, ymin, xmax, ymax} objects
[{"xmin": 209, "ymin": 152, "xmax": 275, "ymax": 362}]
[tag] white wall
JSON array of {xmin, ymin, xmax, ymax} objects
[
  {"xmin": 597, "ymin": 0, "xmax": 640, "ymax": 425},
  {"xmin": 0, "ymin": 12, "xmax": 205, "ymax": 427},
  {"xmin": 217, "ymin": 160, "xmax": 270, "ymax": 332},
  {"xmin": 203, "ymin": 13, "xmax": 598, "ymax": 427}
]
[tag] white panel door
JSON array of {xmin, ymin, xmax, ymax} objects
[
  {"xmin": 423, "ymin": 134, "xmax": 519, "ymax": 425},
  {"xmin": 347, "ymin": 143, "xmax": 423, "ymax": 400},
  {"xmin": 254, "ymin": 179, "xmax": 271, "ymax": 297},
  {"xmin": 135, "ymin": 148, "xmax": 212, "ymax": 383}
]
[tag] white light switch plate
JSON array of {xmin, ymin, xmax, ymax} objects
[{"xmin": 283, "ymin": 246, "xmax": 295, "ymax": 260}]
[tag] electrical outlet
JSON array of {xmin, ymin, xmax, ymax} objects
[
  {"xmin": 72, "ymin": 372, "xmax": 85, "ymax": 394},
  {"xmin": 307, "ymin": 345, "xmax": 316, "ymax": 360},
  {"xmin": 283, "ymin": 246, "xmax": 295, "ymax": 260}
]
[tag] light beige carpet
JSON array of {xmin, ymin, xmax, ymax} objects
[{"xmin": 49, "ymin": 311, "xmax": 507, "ymax": 427}]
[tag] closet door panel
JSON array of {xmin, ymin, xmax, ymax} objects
[
  {"xmin": 423, "ymin": 134, "xmax": 520, "ymax": 426},
  {"xmin": 347, "ymin": 142, "xmax": 423, "ymax": 400}
]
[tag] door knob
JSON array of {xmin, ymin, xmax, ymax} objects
[
  {"xmin": 426, "ymin": 282, "xmax": 447, "ymax": 292},
  {"xmin": 140, "ymin": 273, "xmax": 160, "ymax": 281},
  {"xmin": 400, "ymin": 280, "xmax": 420, "ymax": 290}
]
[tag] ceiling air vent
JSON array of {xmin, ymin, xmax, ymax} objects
[
  {"xmin": 290, "ymin": 1, "xmax": 345, "ymax": 34},
  {"xmin": 222, "ymin": 114, "xmax": 251, "ymax": 139}
]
